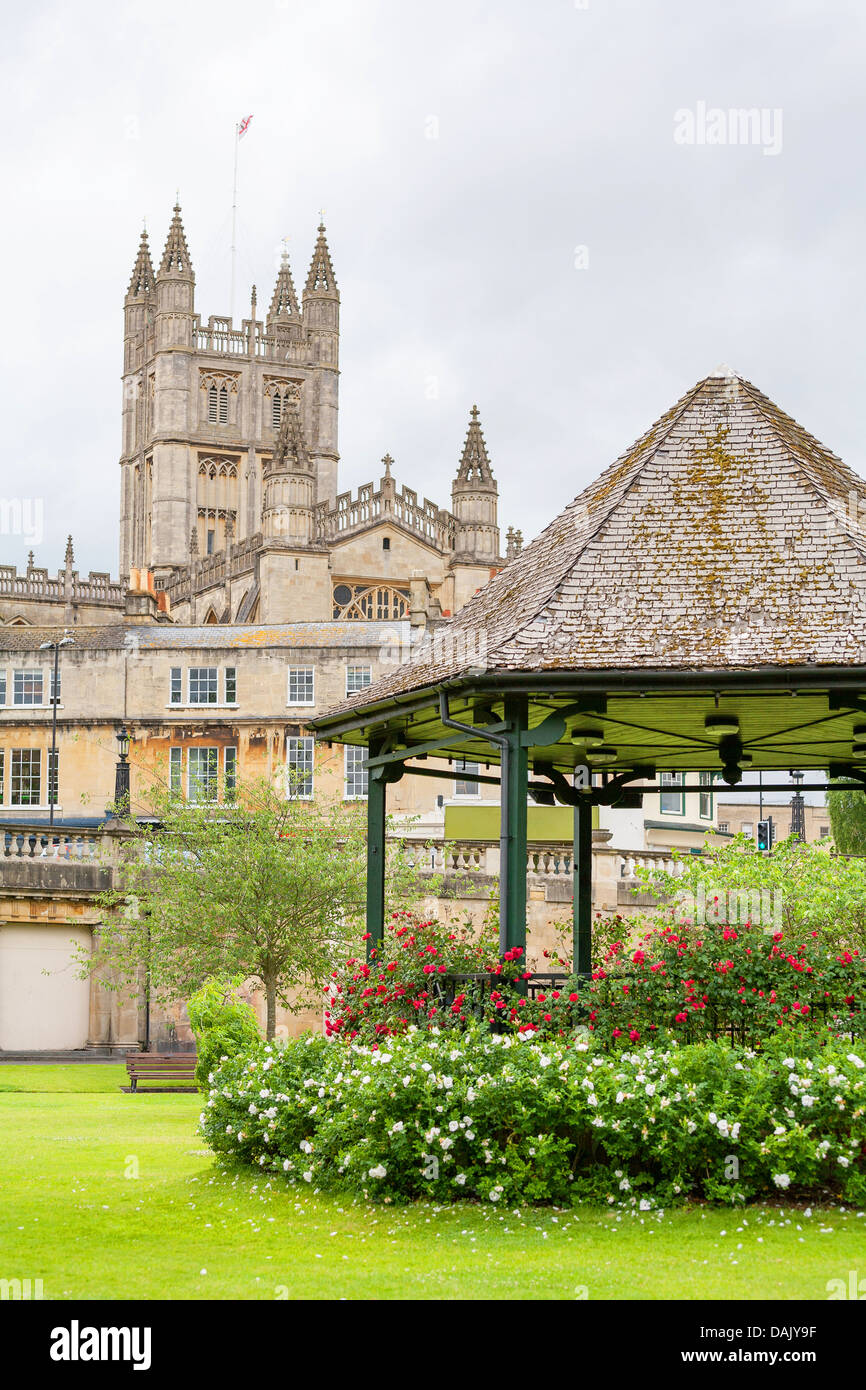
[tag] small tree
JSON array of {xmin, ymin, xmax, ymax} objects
[
  {"xmin": 638, "ymin": 832, "xmax": 866, "ymax": 955},
  {"xmin": 828, "ymin": 787, "xmax": 866, "ymax": 856},
  {"xmin": 187, "ymin": 976, "xmax": 261, "ymax": 1086},
  {"xmin": 86, "ymin": 774, "xmax": 419, "ymax": 1040}
]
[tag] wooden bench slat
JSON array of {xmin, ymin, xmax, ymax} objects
[{"xmin": 124, "ymin": 1052, "xmax": 198, "ymax": 1091}]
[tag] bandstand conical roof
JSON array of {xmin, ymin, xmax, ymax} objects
[{"xmin": 314, "ymin": 369, "xmax": 866, "ymax": 778}]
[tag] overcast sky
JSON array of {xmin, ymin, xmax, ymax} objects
[{"xmin": 2, "ymin": 0, "xmax": 866, "ymax": 580}]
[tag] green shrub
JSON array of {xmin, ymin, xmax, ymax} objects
[
  {"xmin": 324, "ymin": 909, "xmax": 513, "ymax": 1042},
  {"xmin": 640, "ymin": 834, "xmax": 866, "ymax": 956},
  {"xmin": 574, "ymin": 918, "xmax": 864, "ymax": 1047},
  {"xmin": 187, "ymin": 976, "xmax": 262, "ymax": 1087},
  {"xmin": 199, "ymin": 1028, "xmax": 866, "ymax": 1206}
]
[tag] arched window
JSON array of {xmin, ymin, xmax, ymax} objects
[
  {"xmin": 218, "ymin": 384, "xmax": 228, "ymax": 424},
  {"xmin": 272, "ymin": 392, "xmax": 282, "ymax": 428},
  {"xmin": 207, "ymin": 385, "xmax": 218, "ymax": 423},
  {"xmin": 332, "ymin": 583, "xmax": 410, "ymax": 620}
]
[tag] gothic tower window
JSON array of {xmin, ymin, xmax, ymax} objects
[
  {"xmin": 332, "ymin": 582, "xmax": 410, "ymax": 620},
  {"xmin": 203, "ymin": 375, "xmax": 236, "ymax": 426},
  {"xmin": 264, "ymin": 379, "xmax": 296, "ymax": 433},
  {"xmin": 196, "ymin": 457, "xmax": 239, "ymax": 554}
]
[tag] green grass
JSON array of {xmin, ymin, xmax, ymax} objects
[
  {"xmin": 1, "ymin": 1064, "xmax": 863, "ymax": 1300},
  {"xmin": 0, "ymin": 1064, "xmax": 195, "ymax": 1094}
]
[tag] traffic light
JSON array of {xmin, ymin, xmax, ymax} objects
[{"xmin": 756, "ymin": 819, "xmax": 773, "ymax": 852}]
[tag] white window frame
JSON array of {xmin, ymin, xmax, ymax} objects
[
  {"xmin": 287, "ymin": 737, "xmax": 314, "ymax": 799},
  {"xmin": 10, "ymin": 748, "xmax": 41, "ymax": 806},
  {"xmin": 187, "ymin": 746, "xmax": 220, "ymax": 803},
  {"xmin": 188, "ymin": 667, "xmax": 219, "ymax": 706},
  {"xmin": 13, "ymin": 669, "xmax": 44, "ymax": 707},
  {"xmin": 346, "ymin": 664, "xmax": 372, "ymax": 698},
  {"xmin": 659, "ymin": 771, "xmax": 685, "ymax": 816},
  {"xmin": 224, "ymin": 746, "xmax": 237, "ymax": 800},
  {"xmin": 454, "ymin": 759, "xmax": 481, "ymax": 798},
  {"xmin": 287, "ymin": 667, "xmax": 315, "ymax": 707},
  {"xmin": 344, "ymin": 744, "xmax": 368, "ymax": 800}
]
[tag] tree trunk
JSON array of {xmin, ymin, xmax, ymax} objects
[{"xmin": 265, "ymin": 976, "xmax": 276, "ymax": 1041}]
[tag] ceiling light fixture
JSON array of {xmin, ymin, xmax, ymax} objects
[
  {"xmin": 570, "ymin": 727, "xmax": 606, "ymax": 748},
  {"xmin": 585, "ymin": 745, "xmax": 618, "ymax": 765},
  {"xmin": 704, "ymin": 714, "xmax": 740, "ymax": 738}
]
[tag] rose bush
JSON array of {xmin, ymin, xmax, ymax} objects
[
  {"xmin": 323, "ymin": 910, "xmax": 529, "ymax": 1042},
  {"xmin": 200, "ymin": 1028, "xmax": 866, "ymax": 1207},
  {"xmin": 322, "ymin": 910, "xmax": 863, "ymax": 1049},
  {"xmin": 574, "ymin": 917, "xmax": 864, "ymax": 1048}
]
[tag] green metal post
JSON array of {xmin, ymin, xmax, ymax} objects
[
  {"xmin": 365, "ymin": 737, "xmax": 387, "ymax": 961},
  {"xmin": 499, "ymin": 696, "xmax": 528, "ymax": 959},
  {"xmin": 573, "ymin": 796, "xmax": 593, "ymax": 976}
]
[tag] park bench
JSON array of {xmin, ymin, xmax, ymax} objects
[{"xmin": 124, "ymin": 1051, "xmax": 198, "ymax": 1092}]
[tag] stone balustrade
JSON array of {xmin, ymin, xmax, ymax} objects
[
  {"xmin": 400, "ymin": 837, "xmax": 688, "ymax": 890},
  {"xmin": 0, "ymin": 566, "xmax": 123, "ymax": 606}
]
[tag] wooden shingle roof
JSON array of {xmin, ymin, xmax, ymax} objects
[{"xmin": 326, "ymin": 369, "xmax": 866, "ymax": 718}]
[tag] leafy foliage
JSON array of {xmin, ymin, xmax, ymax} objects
[
  {"xmin": 86, "ymin": 776, "xmax": 419, "ymax": 1038},
  {"xmin": 827, "ymin": 787, "xmax": 866, "ymax": 856},
  {"xmin": 186, "ymin": 976, "xmax": 261, "ymax": 1087},
  {"xmin": 324, "ymin": 908, "xmax": 511, "ymax": 1041},
  {"xmin": 324, "ymin": 909, "xmax": 863, "ymax": 1048},
  {"xmin": 573, "ymin": 918, "xmax": 863, "ymax": 1046},
  {"xmin": 638, "ymin": 833, "xmax": 866, "ymax": 956},
  {"xmin": 200, "ymin": 1029, "xmax": 866, "ymax": 1207}
]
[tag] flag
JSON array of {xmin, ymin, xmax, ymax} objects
[{"xmin": 238, "ymin": 114, "xmax": 253, "ymax": 139}]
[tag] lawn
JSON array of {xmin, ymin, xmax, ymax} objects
[{"xmin": 0, "ymin": 1064, "xmax": 863, "ymax": 1300}]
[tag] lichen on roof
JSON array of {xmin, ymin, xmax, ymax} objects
[{"xmin": 323, "ymin": 369, "xmax": 866, "ymax": 719}]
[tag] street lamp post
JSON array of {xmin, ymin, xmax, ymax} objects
[
  {"xmin": 38, "ymin": 632, "xmax": 75, "ymax": 830},
  {"xmin": 790, "ymin": 769, "xmax": 806, "ymax": 840},
  {"xmin": 113, "ymin": 725, "xmax": 132, "ymax": 817}
]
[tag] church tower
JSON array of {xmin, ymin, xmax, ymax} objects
[
  {"xmin": 302, "ymin": 223, "xmax": 340, "ymax": 508},
  {"xmin": 258, "ymin": 391, "xmax": 331, "ymax": 622},
  {"xmin": 119, "ymin": 230, "xmax": 155, "ymax": 577},
  {"xmin": 150, "ymin": 204, "xmax": 196, "ymax": 581},
  {"xmin": 450, "ymin": 405, "xmax": 497, "ymax": 614},
  {"xmin": 450, "ymin": 406, "xmax": 502, "ymax": 609},
  {"xmin": 117, "ymin": 208, "xmax": 342, "ymax": 609}
]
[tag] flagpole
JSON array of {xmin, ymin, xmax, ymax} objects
[{"xmin": 230, "ymin": 121, "xmax": 239, "ymax": 322}]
